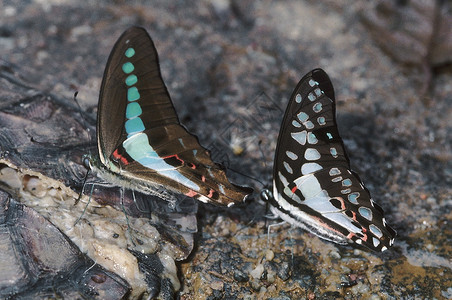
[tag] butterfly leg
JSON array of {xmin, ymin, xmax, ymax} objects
[
  {"xmin": 267, "ymin": 220, "xmax": 287, "ymax": 247},
  {"xmin": 131, "ymin": 189, "xmax": 150, "ymax": 213},
  {"xmin": 74, "ymin": 180, "xmax": 95, "ymax": 226},
  {"xmin": 74, "ymin": 167, "xmax": 91, "ymax": 205},
  {"xmin": 119, "ymin": 186, "xmax": 138, "ymax": 247}
]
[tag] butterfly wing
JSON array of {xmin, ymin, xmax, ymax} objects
[
  {"xmin": 98, "ymin": 27, "xmax": 252, "ymax": 206},
  {"xmin": 270, "ymin": 68, "xmax": 395, "ymax": 251}
]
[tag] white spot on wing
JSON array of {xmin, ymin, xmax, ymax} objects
[
  {"xmin": 286, "ymin": 151, "xmax": 298, "ymax": 160},
  {"xmin": 297, "ymin": 112, "xmax": 308, "ymax": 122},
  {"xmin": 342, "ymin": 179, "xmax": 352, "ymax": 187},
  {"xmin": 307, "ymin": 132, "xmax": 318, "ymax": 144},
  {"xmin": 301, "ymin": 163, "xmax": 322, "ymax": 175},
  {"xmin": 358, "ymin": 207, "xmax": 372, "ymax": 221},
  {"xmin": 329, "ymin": 168, "xmax": 341, "ymax": 176},
  {"xmin": 348, "ymin": 192, "xmax": 360, "ymax": 204},
  {"xmin": 295, "ymin": 94, "xmax": 302, "ymax": 103},
  {"xmin": 370, "ymin": 224, "xmax": 383, "ymax": 238},
  {"xmin": 313, "ymin": 103, "xmax": 322, "ymax": 113},
  {"xmin": 198, "ymin": 195, "xmax": 210, "ymax": 203},
  {"xmin": 305, "ymin": 121, "xmax": 314, "ymax": 129},
  {"xmin": 292, "ymin": 120, "xmax": 302, "ymax": 128},
  {"xmin": 308, "ymin": 79, "xmax": 317, "ymax": 87},
  {"xmin": 283, "ymin": 161, "xmax": 293, "ymax": 174},
  {"xmin": 294, "ymin": 174, "xmax": 324, "ymax": 199},
  {"xmin": 278, "ymin": 172, "xmax": 289, "ymax": 187},
  {"xmin": 291, "ymin": 131, "xmax": 307, "ymax": 145},
  {"xmin": 304, "ymin": 148, "xmax": 321, "ymax": 160},
  {"xmin": 373, "ymin": 237, "xmax": 380, "ymax": 248},
  {"xmin": 330, "ymin": 147, "xmax": 338, "ymax": 158},
  {"xmin": 332, "ymin": 176, "xmax": 343, "ymax": 182}
]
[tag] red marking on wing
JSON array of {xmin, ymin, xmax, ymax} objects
[
  {"xmin": 186, "ymin": 190, "xmax": 198, "ymax": 197},
  {"xmin": 201, "ymin": 175, "xmax": 206, "ymax": 182},
  {"xmin": 338, "ymin": 197, "xmax": 346, "ymax": 210},
  {"xmin": 163, "ymin": 154, "xmax": 185, "ymax": 164},
  {"xmin": 315, "ymin": 215, "xmax": 345, "ymax": 236},
  {"xmin": 291, "ymin": 186, "xmax": 298, "ymax": 193},
  {"xmin": 113, "ymin": 149, "xmax": 129, "ymax": 165},
  {"xmin": 362, "ymin": 234, "xmax": 368, "ymax": 242}
]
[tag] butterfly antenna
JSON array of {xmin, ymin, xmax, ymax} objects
[
  {"xmin": 227, "ymin": 137, "xmax": 273, "ymax": 188},
  {"xmin": 72, "ymin": 91, "xmax": 95, "ymax": 205},
  {"xmin": 72, "ymin": 91, "xmax": 93, "ymax": 141},
  {"xmin": 258, "ymin": 139, "xmax": 269, "ymax": 171},
  {"xmin": 226, "ymin": 166, "xmax": 266, "ymax": 188},
  {"xmin": 132, "ymin": 190, "xmax": 150, "ymax": 213}
]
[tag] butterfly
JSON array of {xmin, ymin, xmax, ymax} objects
[
  {"xmin": 89, "ymin": 26, "xmax": 252, "ymax": 206},
  {"xmin": 262, "ymin": 68, "xmax": 396, "ymax": 251}
]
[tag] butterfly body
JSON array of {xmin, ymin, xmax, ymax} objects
[
  {"xmin": 93, "ymin": 26, "xmax": 251, "ymax": 206},
  {"xmin": 267, "ymin": 69, "xmax": 395, "ymax": 251}
]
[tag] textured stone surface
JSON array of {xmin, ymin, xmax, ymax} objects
[{"xmin": 0, "ymin": 0, "xmax": 450, "ymax": 299}]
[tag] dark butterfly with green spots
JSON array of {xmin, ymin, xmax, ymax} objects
[
  {"xmin": 262, "ymin": 69, "xmax": 396, "ymax": 251},
  {"xmin": 91, "ymin": 26, "xmax": 251, "ymax": 206}
]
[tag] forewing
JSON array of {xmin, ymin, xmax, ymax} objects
[
  {"xmin": 271, "ymin": 69, "xmax": 395, "ymax": 251},
  {"xmin": 97, "ymin": 26, "xmax": 179, "ymax": 165},
  {"xmin": 98, "ymin": 27, "xmax": 252, "ymax": 205}
]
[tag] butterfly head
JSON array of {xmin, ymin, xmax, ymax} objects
[{"xmin": 260, "ymin": 188, "xmax": 273, "ymax": 203}]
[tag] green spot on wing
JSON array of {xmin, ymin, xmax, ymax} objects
[
  {"xmin": 125, "ymin": 48, "xmax": 135, "ymax": 58},
  {"xmin": 126, "ymin": 102, "xmax": 143, "ymax": 119},
  {"xmin": 127, "ymin": 87, "xmax": 140, "ymax": 101},
  {"xmin": 122, "ymin": 62, "xmax": 135, "ymax": 74},
  {"xmin": 125, "ymin": 117, "xmax": 145, "ymax": 134},
  {"xmin": 123, "ymin": 133, "xmax": 155, "ymax": 161},
  {"xmin": 125, "ymin": 74, "xmax": 138, "ymax": 86}
]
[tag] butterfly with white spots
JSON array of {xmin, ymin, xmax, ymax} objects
[{"xmin": 262, "ymin": 69, "xmax": 396, "ymax": 251}]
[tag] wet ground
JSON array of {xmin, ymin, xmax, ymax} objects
[{"xmin": 0, "ymin": 0, "xmax": 450, "ymax": 299}]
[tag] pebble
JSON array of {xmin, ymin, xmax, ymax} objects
[
  {"xmin": 210, "ymin": 280, "xmax": 224, "ymax": 291},
  {"xmin": 277, "ymin": 261, "xmax": 291, "ymax": 281},
  {"xmin": 265, "ymin": 249, "xmax": 275, "ymax": 261},
  {"xmin": 329, "ymin": 250, "xmax": 341, "ymax": 259},
  {"xmin": 233, "ymin": 269, "xmax": 249, "ymax": 282},
  {"xmin": 250, "ymin": 264, "xmax": 264, "ymax": 279}
]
